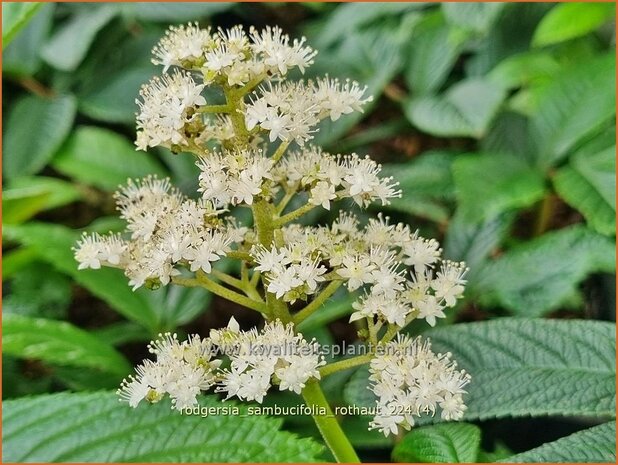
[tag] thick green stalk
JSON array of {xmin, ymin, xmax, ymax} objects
[
  {"xmin": 319, "ymin": 354, "xmax": 373, "ymax": 378},
  {"xmin": 293, "ymin": 280, "xmax": 343, "ymax": 325},
  {"xmin": 302, "ymin": 379, "xmax": 361, "ymax": 463}
]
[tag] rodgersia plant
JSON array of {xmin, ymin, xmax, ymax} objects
[{"xmin": 74, "ymin": 23, "xmax": 470, "ymax": 462}]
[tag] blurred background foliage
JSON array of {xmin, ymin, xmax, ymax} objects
[{"xmin": 2, "ymin": 2, "xmax": 616, "ymax": 462}]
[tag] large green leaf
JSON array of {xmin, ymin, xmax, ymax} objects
[
  {"xmin": 40, "ymin": 4, "xmax": 118, "ymax": 71},
  {"xmin": 405, "ymin": 78, "xmax": 506, "ymax": 138},
  {"xmin": 145, "ymin": 285, "xmax": 212, "ymax": 331},
  {"xmin": 52, "ymin": 126, "xmax": 167, "ymax": 191},
  {"xmin": 3, "ymin": 3, "xmax": 54, "ymax": 76},
  {"xmin": 502, "ymin": 422, "xmax": 616, "ymax": 463},
  {"xmin": 380, "ymin": 151, "xmax": 456, "ymax": 223},
  {"xmin": 3, "ymin": 94, "xmax": 77, "ymax": 178},
  {"xmin": 532, "ymin": 3, "xmax": 615, "ymax": 47},
  {"xmin": 474, "ymin": 225, "xmax": 615, "ymax": 316},
  {"xmin": 452, "ymin": 153, "xmax": 546, "ymax": 224},
  {"xmin": 3, "ymin": 314, "xmax": 131, "ymax": 377},
  {"xmin": 554, "ymin": 135, "xmax": 616, "ymax": 236},
  {"xmin": 2, "ymin": 392, "xmax": 324, "ymax": 462},
  {"xmin": 2, "ymin": 2, "xmax": 42, "ymax": 47},
  {"xmin": 404, "ymin": 11, "xmax": 467, "ymax": 95},
  {"xmin": 487, "ymin": 51, "xmax": 561, "ymax": 90},
  {"xmin": 442, "ymin": 2, "xmax": 504, "ymax": 34},
  {"xmin": 531, "ymin": 53, "xmax": 616, "ymax": 167},
  {"xmin": 392, "ymin": 423, "xmax": 481, "ymax": 463},
  {"xmin": 425, "ymin": 318, "xmax": 616, "ymax": 421},
  {"xmin": 3, "ymin": 223, "xmax": 160, "ymax": 331}
]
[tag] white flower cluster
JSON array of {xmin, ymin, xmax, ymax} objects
[
  {"xmin": 197, "ymin": 148, "xmax": 274, "ymax": 207},
  {"xmin": 153, "ymin": 24, "xmax": 316, "ymax": 82},
  {"xmin": 368, "ymin": 335, "xmax": 471, "ymax": 436},
  {"xmin": 118, "ymin": 332, "xmax": 221, "ymax": 411},
  {"xmin": 118, "ymin": 318, "xmax": 324, "ymax": 410},
  {"xmin": 251, "ymin": 212, "xmax": 467, "ymax": 325},
  {"xmin": 274, "ymin": 147, "xmax": 401, "ymax": 208},
  {"xmin": 136, "ymin": 22, "xmax": 372, "ymax": 152},
  {"xmin": 135, "ymin": 70, "xmax": 206, "ymax": 151},
  {"xmin": 73, "ymin": 176, "xmax": 246, "ymax": 290},
  {"xmin": 212, "ymin": 318, "xmax": 325, "ymax": 402},
  {"xmin": 245, "ymin": 78, "xmax": 373, "ymax": 145}
]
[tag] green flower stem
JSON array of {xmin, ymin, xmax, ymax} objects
[
  {"xmin": 380, "ymin": 323, "xmax": 399, "ymax": 343},
  {"xmin": 172, "ymin": 273, "xmax": 267, "ymax": 315},
  {"xmin": 301, "ymin": 379, "xmax": 361, "ymax": 463},
  {"xmin": 271, "ymin": 140, "xmax": 290, "ymax": 163},
  {"xmin": 273, "ymin": 203, "xmax": 317, "ymax": 227},
  {"xmin": 319, "ymin": 354, "xmax": 374, "ymax": 378},
  {"xmin": 211, "ymin": 269, "xmax": 246, "ymax": 291},
  {"xmin": 367, "ymin": 317, "xmax": 378, "ymax": 346},
  {"xmin": 197, "ymin": 104, "xmax": 230, "ymax": 113},
  {"xmin": 226, "ymin": 250, "xmax": 254, "ymax": 262},
  {"xmin": 293, "ymin": 280, "xmax": 343, "ymax": 325},
  {"xmin": 276, "ymin": 191, "xmax": 295, "ymax": 215}
]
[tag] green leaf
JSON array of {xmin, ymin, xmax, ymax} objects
[
  {"xmin": 3, "ymin": 3, "xmax": 54, "ymax": 76},
  {"xmin": 405, "ymin": 78, "xmax": 506, "ymax": 138},
  {"xmin": 532, "ymin": 53, "xmax": 616, "ymax": 167},
  {"xmin": 343, "ymin": 366, "xmax": 375, "ymax": 409},
  {"xmin": 2, "ymin": 247, "xmax": 39, "ymax": 280},
  {"xmin": 504, "ymin": 422, "xmax": 616, "ymax": 463},
  {"xmin": 3, "ymin": 94, "xmax": 77, "ymax": 178},
  {"xmin": 3, "ymin": 177, "xmax": 82, "ymax": 224},
  {"xmin": 311, "ymin": 2, "xmax": 423, "ymax": 48},
  {"xmin": 3, "ymin": 392, "xmax": 324, "ymax": 462},
  {"xmin": 145, "ymin": 285, "xmax": 212, "ymax": 330},
  {"xmin": 452, "ymin": 153, "xmax": 546, "ymax": 224},
  {"xmin": 533, "ymin": 3, "xmax": 615, "ymax": 47},
  {"xmin": 121, "ymin": 2, "xmax": 234, "ymax": 22},
  {"xmin": 392, "ymin": 423, "xmax": 481, "ymax": 463},
  {"xmin": 3, "ymin": 314, "xmax": 131, "ymax": 377},
  {"xmin": 442, "ymin": 2, "xmax": 505, "ymax": 34},
  {"xmin": 309, "ymin": 26, "xmax": 404, "ymax": 147},
  {"xmin": 425, "ymin": 318, "xmax": 616, "ymax": 420},
  {"xmin": 40, "ymin": 5, "xmax": 118, "ymax": 71},
  {"xmin": 380, "ymin": 151, "xmax": 456, "ymax": 223},
  {"xmin": 78, "ymin": 67, "xmax": 154, "ymax": 124},
  {"xmin": 297, "ymin": 291, "xmax": 356, "ymax": 333},
  {"xmin": 2, "ymin": 2, "xmax": 42, "ymax": 47},
  {"xmin": 488, "ymin": 51, "xmax": 561, "ymax": 90},
  {"xmin": 3, "ymin": 262, "xmax": 71, "ymax": 320},
  {"xmin": 475, "ymin": 225, "xmax": 616, "ymax": 316},
  {"xmin": 554, "ymin": 135, "xmax": 616, "ymax": 236},
  {"xmin": 52, "ymin": 126, "xmax": 167, "ymax": 190},
  {"xmin": 444, "ymin": 211, "xmax": 514, "ymax": 279},
  {"xmin": 3, "ymin": 223, "xmax": 160, "ymax": 331},
  {"xmin": 404, "ymin": 11, "xmax": 467, "ymax": 94}
]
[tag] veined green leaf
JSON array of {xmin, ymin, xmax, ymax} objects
[
  {"xmin": 533, "ymin": 3, "xmax": 615, "ymax": 47},
  {"xmin": 474, "ymin": 225, "xmax": 615, "ymax": 316},
  {"xmin": 392, "ymin": 423, "xmax": 481, "ymax": 463},
  {"xmin": 425, "ymin": 318, "xmax": 616, "ymax": 421},
  {"xmin": 502, "ymin": 422, "xmax": 616, "ymax": 463},
  {"xmin": 532, "ymin": 53, "xmax": 616, "ymax": 167},
  {"xmin": 3, "ymin": 94, "xmax": 77, "ymax": 179},
  {"xmin": 406, "ymin": 78, "xmax": 506, "ymax": 138},
  {"xmin": 554, "ymin": 134, "xmax": 616, "ymax": 236},
  {"xmin": 452, "ymin": 153, "xmax": 546, "ymax": 224},
  {"xmin": 2, "ymin": 392, "xmax": 324, "ymax": 462},
  {"xmin": 442, "ymin": 2, "xmax": 504, "ymax": 34},
  {"xmin": 52, "ymin": 126, "xmax": 167, "ymax": 191},
  {"xmin": 3, "ymin": 314, "xmax": 131, "ymax": 377},
  {"xmin": 2, "ymin": 2, "xmax": 42, "ymax": 47}
]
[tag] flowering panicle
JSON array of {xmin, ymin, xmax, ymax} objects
[
  {"xmin": 368, "ymin": 335, "xmax": 470, "ymax": 436},
  {"xmin": 75, "ymin": 23, "xmax": 470, "ymax": 441},
  {"xmin": 118, "ymin": 318, "xmax": 324, "ymax": 409}
]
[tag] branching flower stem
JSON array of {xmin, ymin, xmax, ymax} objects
[
  {"xmin": 273, "ymin": 203, "xmax": 316, "ymax": 227},
  {"xmin": 293, "ymin": 280, "xmax": 343, "ymax": 325},
  {"xmin": 319, "ymin": 354, "xmax": 374, "ymax": 378}
]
